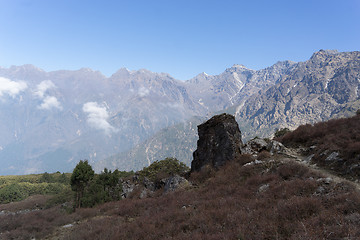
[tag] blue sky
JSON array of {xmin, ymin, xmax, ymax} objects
[{"xmin": 0, "ymin": 0, "xmax": 359, "ymax": 80}]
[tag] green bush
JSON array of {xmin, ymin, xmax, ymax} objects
[
  {"xmin": 0, "ymin": 172, "xmax": 72, "ymax": 204},
  {"xmin": 138, "ymin": 157, "xmax": 190, "ymax": 182},
  {"xmin": 70, "ymin": 161, "xmax": 125, "ymax": 208},
  {"xmin": 274, "ymin": 128, "xmax": 291, "ymax": 138},
  {"xmin": 79, "ymin": 168, "xmax": 123, "ymax": 208},
  {"xmin": 45, "ymin": 187, "xmax": 74, "ymax": 209},
  {"xmin": 0, "ymin": 183, "xmax": 28, "ymax": 203}
]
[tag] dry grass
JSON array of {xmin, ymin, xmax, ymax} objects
[
  {"xmin": 0, "ymin": 194, "xmax": 51, "ymax": 212},
  {"xmin": 1, "ymin": 155, "xmax": 360, "ymax": 239},
  {"xmin": 277, "ymin": 114, "xmax": 360, "ymax": 179}
]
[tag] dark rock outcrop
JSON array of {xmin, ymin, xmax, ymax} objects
[
  {"xmin": 121, "ymin": 180, "xmax": 137, "ymax": 198},
  {"xmin": 241, "ymin": 138, "xmax": 286, "ymax": 155},
  {"xmin": 191, "ymin": 113, "xmax": 243, "ymax": 172},
  {"xmin": 164, "ymin": 175, "xmax": 189, "ymax": 193},
  {"xmin": 241, "ymin": 138, "xmax": 268, "ymax": 154},
  {"xmin": 121, "ymin": 174, "xmax": 190, "ymax": 198}
]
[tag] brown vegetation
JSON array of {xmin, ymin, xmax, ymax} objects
[
  {"xmin": 276, "ymin": 114, "xmax": 360, "ymax": 179},
  {"xmin": 2, "ymin": 154, "xmax": 358, "ymax": 239},
  {"xmin": 67, "ymin": 158, "xmax": 360, "ymax": 239}
]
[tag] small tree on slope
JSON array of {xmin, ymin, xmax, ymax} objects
[{"xmin": 70, "ymin": 160, "xmax": 94, "ymax": 208}]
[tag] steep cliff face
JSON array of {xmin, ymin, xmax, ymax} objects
[
  {"xmin": 99, "ymin": 50, "xmax": 360, "ymax": 172},
  {"xmin": 235, "ymin": 50, "xmax": 360, "ymax": 138},
  {"xmin": 185, "ymin": 60, "xmax": 295, "ymax": 112},
  {"xmin": 1, "ymin": 50, "xmax": 359, "ymax": 174},
  {"xmin": 191, "ymin": 114, "xmax": 243, "ymax": 172},
  {"xmin": 0, "ymin": 66, "xmax": 205, "ymax": 174}
]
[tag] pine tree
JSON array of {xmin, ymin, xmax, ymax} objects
[{"xmin": 70, "ymin": 160, "xmax": 94, "ymax": 208}]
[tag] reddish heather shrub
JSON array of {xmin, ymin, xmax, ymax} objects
[
  {"xmin": 2, "ymin": 154, "xmax": 360, "ymax": 240},
  {"xmin": 257, "ymin": 150, "xmax": 272, "ymax": 160},
  {"xmin": 277, "ymin": 162, "xmax": 310, "ymax": 180},
  {"xmin": 189, "ymin": 164, "xmax": 216, "ymax": 184},
  {"xmin": 235, "ymin": 154, "xmax": 255, "ymax": 165},
  {"xmin": 0, "ymin": 206, "xmax": 74, "ymax": 240},
  {"xmin": 277, "ymin": 196, "xmax": 322, "ymax": 221},
  {"xmin": 278, "ymin": 115, "xmax": 360, "ymax": 179},
  {"xmin": 74, "ymin": 206, "xmax": 99, "ymax": 219}
]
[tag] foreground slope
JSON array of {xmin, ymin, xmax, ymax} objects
[
  {"xmin": 1, "ymin": 114, "xmax": 360, "ymax": 239},
  {"xmin": 1, "ymin": 153, "xmax": 359, "ymax": 240},
  {"xmin": 278, "ymin": 113, "xmax": 360, "ymax": 180}
]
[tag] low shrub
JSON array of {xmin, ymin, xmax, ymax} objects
[
  {"xmin": 257, "ymin": 150, "xmax": 271, "ymax": 160},
  {"xmin": 2, "ymin": 155, "xmax": 360, "ymax": 239},
  {"xmin": 274, "ymin": 127, "xmax": 291, "ymax": 138},
  {"xmin": 235, "ymin": 154, "xmax": 255, "ymax": 165},
  {"xmin": 137, "ymin": 157, "xmax": 190, "ymax": 182},
  {"xmin": 277, "ymin": 114, "xmax": 360, "ymax": 179}
]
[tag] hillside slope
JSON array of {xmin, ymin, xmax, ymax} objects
[
  {"xmin": 235, "ymin": 50, "xmax": 360, "ymax": 138},
  {"xmin": 278, "ymin": 113, "xmax": 360, "ymax": 180},
  {"xmin": 0, "ymin": 67, "xmax": 204, "ymax": 174},
  {"xmin": 94, "ymin": 116, "xmax": 205, "ymax": 172},
  {"xmin": 1, "ymin": 151, "xmax": 359, "ymax": 240},
  {"xmin": 1, "ymin": 114, "xmax": 360, "ymax": 239},
  {"xmin": 0, "ymin": 50, "xmax": 359, "ymax": 174},
  {"xmin": 114, "ymin": 50, "xmax": 360, "ymax": 171}
]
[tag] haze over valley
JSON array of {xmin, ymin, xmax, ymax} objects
[{"xmin": 0, "ymin": 49, "xmax": 359, "ymax": 175}]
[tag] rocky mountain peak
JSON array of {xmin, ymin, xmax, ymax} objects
[
  {"xmin": 110, "ymin": 67, "xmax": 173, "ymax": 83},
  {"xmin": 227, "ymin": 64, "xmax": 252, "ymax": 73},
  {"xmin": 271, "ymin": 60, "xmax": 296, "ymax": 69},
  {"xmin": 110, "ymin": 67, "xmax": 132, "ymax": 79},
  {"xmin": 10, "ymin": 64, "xmax": 45, "ymax": 72},
  {"xmin": 310, "ymin": 49, "xmax": 339, "ymax": 61},
  {"xmin": 189, "ymin": 72, "xmax": 211, "ymax": 83}
]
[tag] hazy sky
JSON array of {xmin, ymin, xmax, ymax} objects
[{"xmin": 1, "ymin": 0, "xmax": 359, "ymax": 80}]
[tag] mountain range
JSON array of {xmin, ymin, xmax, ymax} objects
[{"xmin": 0, "ymin": 49, "xmax": 359, "ymax": 174}]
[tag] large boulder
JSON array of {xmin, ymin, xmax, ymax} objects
[
  {"xmin": 241, "ymin": 138, "xmax": 286, "ymax": 155},
  {"xmin": 241, "ymin": 138, "xmax": 268, "ymax": 154},
  {"xmin": 164, "ymin": 175, "xmax": 189, "ymax": 193},
  {"xmin": 191, "ymin": 113, "xmax": 243, "ymax": 172}
]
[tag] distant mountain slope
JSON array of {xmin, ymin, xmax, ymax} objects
[
  {"xmin": 102, "ymin": 50, "xmax": 360, "ymax": 172},
  {"xmin": 0, "ymin": 67, "xmax": 205, "ymax": 174},
  {"xmin": 235, "ymin": 50, "xmax": 360, "ymax": 138},
  {"xmin": 185, "ymin": 60, "xmax": 295, "ymax": 112},
  {"xmin": 1, "ymin": 50, "xmax": 359, "ymax": 174},
  {"xmin": 95, "ymin": 116, "xmax": 205, "ymax": 172}
]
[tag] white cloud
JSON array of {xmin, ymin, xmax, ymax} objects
[
  {"xmin": 138, "ymin": 87, "xmax": 150, "ymax": 97},
  {"xmin": 34, "ymin": 80, "xmax": 55, "ymax": 98},
  {"xmin": 34, "ymin": 80, "xmax": 62, "ymax": 110},
  {"xmin": 38, "ymin": 96, "xmax": 62, "ymax": 110},
  {"xmin": 83, "ymin": 102, "xmax": 116, "ymax": 134},
  {"xmin": 0, "ymin": 77, "xmax": 27, "ymax": 97}
]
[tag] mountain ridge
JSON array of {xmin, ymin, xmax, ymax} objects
[
  {"xmin": 98, "ymin": 50, "xmax": 360, "ymax": 172},
  {"xmin": 0, "ymin": 49, "xmax": 359, "ymax": 174}
]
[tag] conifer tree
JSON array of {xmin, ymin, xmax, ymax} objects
[{"xmin": 70, "ymin": 160, "xmax": 94, "ymax": 208}]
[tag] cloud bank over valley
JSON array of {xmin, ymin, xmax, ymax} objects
[
  {"xmin": 82, "ymin": 101, "xmax": 117, "ymax": 135},
  {"xmin": 0, "ymin": 77, "xmax": 27, "ymax": 98}
]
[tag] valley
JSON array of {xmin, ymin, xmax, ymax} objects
[{"xmin": 0, "ymin": 50, "xmax": 359, "ymax": 175}]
